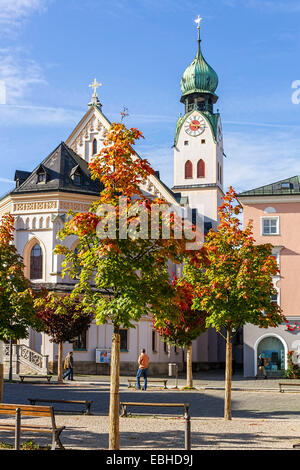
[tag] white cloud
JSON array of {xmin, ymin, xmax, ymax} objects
[
  {"xmin": 0, "ymin": 103, "xmax": 83, "ymax": 126},
  {"xmin": 0, "ymin": 177, "xmax": 14, "ymax": 184},
  {"xmin": 224, "ymin": 128, "xmax": 300, "ymax": 193},
  {"xmin": 0, "ymin": 0, "xmax": 48, "ymax": 33},
  {"xmin": 0, "ymin": 48, "xmax": 47, "ymax": 103},
  {"xmin": 222, "ymin": 0, "xmax": 300, "ymax": 12}
]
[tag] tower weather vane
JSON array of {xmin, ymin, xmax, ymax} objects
[{"xmin": 89, "ymin": 78, "xmax": 102, "ymax": 98}]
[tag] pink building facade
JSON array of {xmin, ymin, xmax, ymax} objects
[{"xmin": 239, "ymin": 176, "xmax": 300, "ymax": 377}]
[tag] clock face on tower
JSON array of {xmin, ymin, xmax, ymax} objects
[{"xmin": 184, "ymin": 115, "xmax": 205, "ymax": 136}]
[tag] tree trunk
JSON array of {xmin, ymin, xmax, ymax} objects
[
  {"xmin": 109, "ymin": 326, "xmax": 120, "ymax": 450},
  {"xmin": 58, "ymin": 342, "xmax": 63, "ymax": 384},
  {"xmin": 186, "ymin": 343, "xmax": 193, "ymax": 388},
  {"xmin": 224, "ymin": 328, "xmax": 232, "ymax": 420}
]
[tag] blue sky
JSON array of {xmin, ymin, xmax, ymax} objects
[{"xmin": 1, "ymin": 0, "xmax": 300, "ymax": 196}]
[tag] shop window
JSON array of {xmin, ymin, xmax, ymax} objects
[
  {"xmin": 120, "ymin": 329, "xmax": 128, "ymax": 352},
  {"xmin": 257, "ymin": 336, "xmax": 285, "ymax": 371}
]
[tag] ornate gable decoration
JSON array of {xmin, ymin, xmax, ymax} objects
[{"xmin": 66, "ymin": 103, "xmax": 179, "ymax": 206}]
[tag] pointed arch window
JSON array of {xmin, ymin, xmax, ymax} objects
[
  {"xmin": 30, "ymin": 243, "xmax": 43, "ymax": 280},
  {"xmin": 92, "ymin": 138, "xmax": 97, "ymax": 155},
  {"xmin": 185, "ymin": 160, "xmax": 193, "ymax": 179},
  {"xmin": 197, "ymin": 159, "xmax": 205, "ymax": 178}
]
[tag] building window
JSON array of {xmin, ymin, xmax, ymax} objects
[
  {"xmin": 184, "ymin": 141, "xmax": 189, "ymax": 146},
  {"xmin": 70, "ymin": 165, "xmax": 82, "ymax": 185},
  {"xmin": 37, "ymin": 172, "xmax": 46, "ymax": 183},
  {"xmin": 185, "ymin": 160, "xmax": 193, "ymax": 179},
  {"xmin": 271, "ymin": 249, "xmax": 280, "ymax": 268},
  {"xmin": 197, "ymin": 159, "xmax": 205, "ymax": 178},
  {"xmin": 271, "ymin": 293, "xmax": 279, "ymax": 305},
  {"xmin": 73, "ymin": 173, "xmax": 81, "ymax": 185},
  {"xmin": 30, "ymin": 243, "xmax": 43, "ymax": 280},
  {"xmin": 120, "ymin": 329, "xmax": 128, "ymax": 352},
  {"xmin": 92, "ymin": 138, "xmax": 97, "ymax": 155},
  {"xmin": 281, "ymin": 182, "xmax": 291, "ymax": 190},
  {"xmin": 152, "ymin": 330, "xmax": 157, "ymax": 352},
  {"xmin": 201, "ymin": 139, "xmax": 205, "ymax": 144},
  {"xmin": 163, "ymin": 341, "xmax": 168, "ymax": 354},
  {"xmin": 73, "ymin": 330, "xmax": 87, "ymax": 351},
  {"xmin": 219, "ymin": 164, "xmax": 222, "ymax": 184},
  {"xmin": 262, "ymin": 217, "xmax": 279, "ymax": 235},
  {"xmin": 264, "ymin": 207, "xmax": 276, "ymax": 214}
]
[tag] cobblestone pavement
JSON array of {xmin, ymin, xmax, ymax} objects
[{"xmin": 2, "ymin": 372, "xmax": 300, "ymax": 450}]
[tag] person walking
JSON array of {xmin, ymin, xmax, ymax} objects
[
  {"xmin": 136, "ymin": 348, "xmax": 149, "ymax": 390},
  {"xmin": 256, "ymin": 354, "xmax": 267, "ymax": 379},
  {"xmin": 63, "ymin": 351, "xmax": 74, "ymax": 381}
]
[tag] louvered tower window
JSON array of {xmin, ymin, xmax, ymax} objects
[{"xmin": 185, "ymin": 160, "xmax": 193, "ymax": 179}]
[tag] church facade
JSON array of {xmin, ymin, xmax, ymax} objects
[{"xmin": 1, "ymin": 26, "xmax": 241, "ymax": 375}]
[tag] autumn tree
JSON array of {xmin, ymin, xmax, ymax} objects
[
  {"xmin": 185, "ymin": 187, "xmax": 285, "ymax": 420},
  {"xmin": 154, "ymin": 275, "xmax": 208, "ymax": 388},
  {"xmin": 34, "ymin": 291, "xmax": 94, "ymax": 383},
  {"xmin": 55, "ymin": 121, "xmax": 188, "ymax": 449},
  {"xmin": 0, "ymin": 213, "xmax": 38, "ymax": 399}
]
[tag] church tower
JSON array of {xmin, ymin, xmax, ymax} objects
[{"xmin": 172, "ymin": 17, "xmax": 224, "ymax": 230}]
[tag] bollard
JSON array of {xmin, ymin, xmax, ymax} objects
[
  {"xmin": 184, "ymin": 406, "xmax": 191, "ymax": 450},
  {"xmin": 15, "ymin": 408, "xmax": 21, "ymax": 450}
]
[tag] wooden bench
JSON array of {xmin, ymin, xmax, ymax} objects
[
  {"xmin": 279, "ymin": 382, "xmax": 300, "ymax": 393},
  {"xmin": 19, "ymin": 374, "xmax": 52, "ymax": 383},
  {"xmin": 120, "ymin": 401, "xmax": 191, "ymax": 450},
  {"xmin": 28, "ymin": 398, "xmax": 93, "ymax": 415},
  {"xmin": 127, "ymin": 378, "xmax": 168, "ymax": 389},
  {"xmin": 0, "ymin": 403, "xmax": 65, "ymax": 450}
]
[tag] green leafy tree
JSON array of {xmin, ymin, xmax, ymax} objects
[
  {"xmin": 34, "ymin": 291, "xmax": 94, "ymax": 383},
  {"xmin": 55, "ymin": 121, "xmax": 188, "ymax": 449},
  {"xmin": 185, "ymin": 187, "xmax": 285, "ymax": 420}
]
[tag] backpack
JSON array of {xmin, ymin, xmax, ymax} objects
[{"xmin": 64, "ymin": 355, "xmax": 69, "ymax": 370}]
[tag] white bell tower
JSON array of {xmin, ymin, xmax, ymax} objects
[{"xmin": 172, "ymin": 17, "xmax": 224, "ymax": 231}]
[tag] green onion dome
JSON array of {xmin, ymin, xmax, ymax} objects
[{"xmin": 180, "ymin": 39, "xmax": 218, "ymax": 97}]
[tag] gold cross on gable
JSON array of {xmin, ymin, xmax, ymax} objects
[{"xmin": 89, "ymin": 78, "xmax": 102, "ymax": 98}]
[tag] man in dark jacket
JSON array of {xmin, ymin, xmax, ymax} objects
[{"xmin": 63, "ymin": 351, "xmax": 74, "ymax": 381}]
